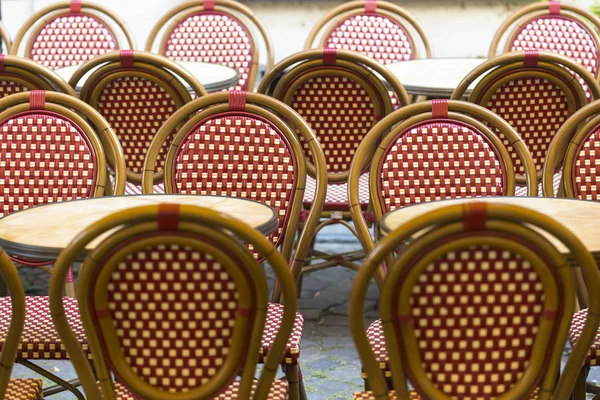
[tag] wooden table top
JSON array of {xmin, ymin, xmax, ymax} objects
[
  {"xmin": 385, "ymin": 58, "xmax": 487, "ymax": 98},
  {"xmin": 379, "ymin": 197, "xmax": 600, "ymax": 255},
  {"xmin": 55, "ymin": 60, "xmax": 239, "ymax": 92},
  {"xmin": 0, "ymin": 195, "xmax": 277, "ymax": 261}
]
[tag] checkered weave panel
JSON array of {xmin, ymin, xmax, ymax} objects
[
  {"xmin": 291, "ymin": 75, "xmax": 378, "ymax": 174},
  {"xmin": 124, "ymin": 181, "xmax": 165, "ymax": 195},
  {"xmin": 105, "ymin": 243, "xmax": 240, "ymax": 392},
  {"xmin": 96, "ymin": 76, "xmax": 178, "ymax": 175},
  {"xmin": 379, "ymin": 122, "xmax": 505, "ymax": 212},
  {"xmin": 260, "ymin": 303, "xmax": 303, "ymax": 365},
  {"xmin": 574, "ymin": 127, "xmax": 600, "ymax": 200},
  {"xmin": 4, "ymin": 379, "xmax": 43, "ymax": 400},
  {"xmin": 352, "ymin": 389, "xmax": 539, "ymax": 400},
  {"xmin": 0, "ymin": 113, "xmax": 97, "ymax": 217},
  {"xmin": 0, "ymin": 81, "xmax": 28, "ymax": 99},
  {"xmin": 569, "ymin": 308, "xmax": 600, "ymax": 366},
  {"xmin": 486, "ymin": 77, "xmax": 571, "ymax": 175},
  {"xmin": 402, "ymin": 245, "xmax": 545, "ymax": 398},
  {"xmin": 514, "ymin": 170, "xmax": 562, "ymax": 197},
  {"xmin": 164, "ymin": 12, "xmax": 253, "ymax": 90},
  {"xmin": 30, "ymin": 13, "xmax": 117, "ymax": 70},
  {"xmin": 303, "ymin": 173, "xmax": 369, "ymax": 210},
  {"xmin": 172, "ymin": 116, "xmax": 296, "ymax": 248},
  {"xmin": 0, "ymin": 296, "xmax": 89, "ymax": 359}
]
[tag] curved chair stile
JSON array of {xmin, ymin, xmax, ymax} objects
[
  {"xmin": 0, "ymin": 23, "xmax": 11, "ymax": 54},
  {"xmin": 0, "ymin": 55, "xmax": 77, "ymax": 98}
]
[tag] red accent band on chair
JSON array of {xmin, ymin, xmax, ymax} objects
[
  {"xmin": 396, "ymin": 314, "xmax": 412, "ymax": 324},
  {"xmin": 30, "ymin": 90, "xmax": 46, "ymax": 110},
  {"xmin": 229, "ymin": 90, "xmax": 247, "ymax": 111},
  {"xmin": 204, "ymin": 0, "xmax": 215, "ymax": 11},
  {"xmin": 365, "ymin": 0, "xmax": 377, "ymax": 13},
  {"xmin": 542, "ymin": 309, "xmax": 558, "ymax": 320},
  {"xmin": 0, "ymin": 55, "xmax": 5, "ymax": 72},
  {"xmin": 70, "ymin": 0, "xmax": 82, "ymax": 13},
  {"xmin": 119, "ymin": 50, "xmax": 134, "ymax": 67},
  {"xmin": 158, "ymin": 204, "xmax": 180, "ymax": 230},
  {"xmin": 323, "ymin": 48, "xmax": 337, "ymax": 65},
  {"xmin": 66, "ymin": 266, "xmax": 75, "ymax": 283},
  {"xmin": 462, "ymin": 202, "xmax": 487, "ymax": 231},
  {"xmin": 549, "ymin": 0, "xmax": 560, "ymax": 14},
  {"xmin": 237, "ymin": 307, "xmax": 252, "ymax": 317},
  {"xmin": 524, "ymin": 49, "xmax": 539, "ymax": 67},
  {"xmin": 95, "ymin": 309, "xmax": 110, "ymax": 318},
  {"xmin": 431, "ymin": 99, "xmax": 448, "ymax": 118}
]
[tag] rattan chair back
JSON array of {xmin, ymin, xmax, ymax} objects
[
  {"xmin": 452, "ymin": 50, "xmax": 600, "ymax": 185},
  {"xmin": 145, "ymin": 0, "xmax": 274, "ymax": 91},
  {"xmin": 49, "ymin": 204, "xmax": 296, "ymax": 400},
  {"xmin": 0, "ymin": 55, "xmax": 76, "ymax": 98},
  {"xmin": 73, "ymin": 50, "xmax": 207, "ymax": 186},
  {"xmin": 349, "ymin": 201, "xmax": 600, "ymax": 400},
  {"xmin": 11, "ymin": 0, "xmax": 134, "ymax": 70},
  {"xmin": 0, "ymin": 23, "xmax": 11, "ymax": 54}
]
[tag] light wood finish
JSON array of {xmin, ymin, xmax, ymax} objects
[
  {"xmin": 0, "ymin": 23, "xmax": 11, "ymax": 54},
  {"xmin": 0, "ymin": 195, "xmax": 278, "ymax": 261},
  {"xmin": 0, "ymin": 55, "xmax": 76, "ymax": 96},
  {"xmin": 57, "ymin": 59, "xmax": 239, "ymax": 93},
  {"xmin": 385, "ymin": 58, "xmax": 487, "ymax": 98}
]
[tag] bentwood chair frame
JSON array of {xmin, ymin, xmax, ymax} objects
[
  {"xmin": 451, "ymin": 50, "xmax": 600, "ymax": 186},
  {"xmin": 258, "ymin": 48, "xmax": 409, "ymax": 274},
  {"xmin": 142, "ymin": 91, "xmax": 326, "ymax": 400},
  {"xmin": 349, "ymin": 100, "xmax": 537, "ymax": 285},
  {"xmin": 72, "ymin": 50, "xmax": 207, "ymax": 189},
  {"xmin": 0, "ymin": 55, "xmax": 77, "ymax": 97},
  {"xmin": 10, "ymin": 0, "xmax": 135, "ymax": 69},
  {"xmin": 349, "ymin": 202, "xmax": 600, "ymax": 400},
  {"xmin": 49, "ymin": 204, "xmax": 297, "ymax": 400},
  {"xmin": 0, "ymin": 23, "xmax": 11, "ymax": 54},
  {"xmin": 0, "ymin": 248, "xmax": 43, "ymax": 400},
  {"xmin": 145, "ymin": 0, "xmax": 274, "ymax": 91}
]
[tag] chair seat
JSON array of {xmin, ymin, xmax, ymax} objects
[
  {"xmin": 110, "ymin": 378, "xmax": 289, "ymax": 399},
  {"xmin": 353, "ymin": 389, "xmax": 539, "ymax": 399},
  {"xmin": 514, "ymin": 171, "xmax": 561, "ymax": 197},
  {"xmin": 570, "ymin": 308, "xmax": 600, "ymax": 366},
  {"xmin": 0, "ymin": 296, "xmax": 89, "ymax": 360},
  {"xmin": 304, "ymin": 173, "xmax": 369, "ymax": 211},
  {"xmin": 124, "ymin": 181, "xmax": 165, "ymax": 195},
  {"xmin": 5, "ymin": 379, "xmax": 43, "ymax": 400},
  {"xmin": 260, "ymin": 303, "xmax": 304, "ymax": 365}
]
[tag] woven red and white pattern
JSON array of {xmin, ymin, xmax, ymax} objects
[
  {"xmin": 379, "ymin": 122, "xmax": 505, "ymax": 212},
  {"xmin": 0, "ymin": 81, "xmax": 28, "ymax": 100},
  {"xmin": 260, "ymin": 303, "xmax": 303, "ymax": 365},
  {"xmin": 514, "ymin": 170, "xmax": 562, "ymax": 197},
  {"xmin": 104, "ymin": 243, "xmax": 240, "ymax": 392},
  {"xmin": 4, "ymin": 379, "xmax": 43, "ymax": 400},
  {"xmin": 0, "ymin": 296, "xmax": 89, "ymax": 359},
  {"xmin": 303, "ymin": 173, "xmax": 369, "ymax": 210},
  {"xmin": 325, "ymin": 14, "xmax": 414, "ymax": 64},
  {"xmin": 164, "ymin": 12, "xmax": 253, "ymax": 91},
  {"xmin": 124, "ymin": 181, "xmax": 166, "ymax": 195},
  {"xmin": 570, "ymin": 308, "xmax": 600, "ymax": 366},
  {"xmin": 353, "ymin": 389, "xmax": 539, "ymax": 399},
  {"xmin": 486, "ymin": 77, "xmax": 571, "ymax": 175},
  {"xmin": 172, "ymin": 116, "xmax": 296, "ymax": 248},
  {"xmin": 108, "ymin": 378, "xmax": 288, "ymax": 399},
  {"xmin": 96, "ymin": 76, "xmax": 178, "ymax": 175},
  {"xmin": 574, "ymin": 127, "xmax": 600, "ymax": 200},
  {"xmin": 30, "ymin": 13, "xmax": 117, "ymax": 70},
  {"xmin": 291, "ymin": 75, "xmax": 378, "ymax": 174},
  {"xmin": 0, "ymin": 113, "xmax": 97, "ymax": 217},
  {"xmin": 364, "ymin": 319, "xmax": 389, "ymax": 378}
]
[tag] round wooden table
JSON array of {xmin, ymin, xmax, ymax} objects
[
  {"xmin": 380, "ymin": 197, "xmax": 600, "ymax": 258},
  {"xmin": 54, "ymin": 60, "xmax": 239, "ymax": 92},
  {"xmin": 385, "ymin": 58, "xmax": 487, "ymax": 98},
  {"xmin": 0, "ymin": 195, "xmax": 277, "ymax": 261}
]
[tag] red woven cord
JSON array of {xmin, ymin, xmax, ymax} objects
[
  {"xmin": 299, "ymin": 209, "xmax": 308, "ymax": 222},
  {"xmin": 119, "ymin": 50, "xmax": 134, "ymax": 67},
  {"xmin": 462, "ymin": 202, "xmax": 487, "ymax": 231},
  {"xmin": 323, "ymin": 48, "xmax": 337, "ymax": 65},
  {"xmin": 431, "ymin": 99, "xmax": 448, "ymax": 118},
  {"xmin": 29, "ymin": 90, "xmax": 46, "ymax": 110},
  {"xmin": 363, "ymin": 211, "xmax": 376, "ymax": 224},
  {"xmin": 204, "ymin": 0, "xmax": 215, "ymax": 11},
  {"xmin": 396, "ymin": 314, "xmax": 412, "ymax": 324},
  {"xmin": 524, "ymin": 49, "xmax": 539, "ymax": 67},
  {"xmin": 157, "ymin": 203, "xmax": 180, "ymax": 230},
  {"xmin": 237, "ymin": 306, "xmax": 252, "ymax": 317},
  {"xmin": 228, "ymin": 90, "xmax": 247, "ymax": 111},
  {"xmin": 70, "ymin": 0, "xmax": 82, "ymax": 13},
  {"xmin": 365, "ymin": 0, "xmax": 377, "ymax": 13},
  {"xmin": 66, "ymin": 265, "xmax": 75, "ymax": 283},
  {"xmin": 0, "ymin": 55, "xmax": 5, "ymax": 72},
  {"xmin": 542, "ymin": 309, "xmax": 558, "ymax": 320},
  {"xmin": 95, "ymin": 308, "xmax": 110, "ymax": 318},
  {"xmin": 549, "ymin": 0, "xmax": 561, "ymax": 15}
]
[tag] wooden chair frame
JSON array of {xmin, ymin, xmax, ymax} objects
[
  {"xmin": 145, "ymin": 0, "xmax": 274, "ymax": 91},
  {"xmin": 0, "ymin": 55, "xmax": 77, "ymax": 96},
  {"xmin": 349, "ymin": 201, "xmax": 600, "ymax": 400},
  {"xmin": 72, "ymin": 50, "xmax": 207, "ymax": 185},
  {"xmin": 49, "ymin": 204, "xmax": 297, "ymax": 400},
  {"xmin": 349, "ymin": 100, "xmax": 537, "ymax": 284},
  {"xmin": 452, "ymin": 50, "xmax": 600, "ymax": 185},
  {"xmin": 0, "ymin": 23, "xmax": 11, "ymax": 54}
]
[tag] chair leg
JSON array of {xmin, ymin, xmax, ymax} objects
[
  {"xmin": 16, "ymin": 359, "xmax": 85, "ymax": 400},
  {"xmin": 573, "ymin": 366, "xmax": 589, "ymax": 400},
  {"xmin": 286, "ymin": 364, "xmax": 300, "ymax": 400}
]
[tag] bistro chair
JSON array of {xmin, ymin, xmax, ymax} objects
[
  {"xmin": 0, "ymin": 55, "xmax": 77, "ymax": 98},
  {"xmin": 258, "ymin": 48, "xmax": 409, "ymax": 277},
  {"xmin": 451, "ymin": 50, "xmax": 600, "ymax": 196},
  {"xmin": 0, "ymin": 90, "xmax": 125, "ymax": 398},
  {"xmin": 49, "ymin": 203, "xmax": 295, "ymax": 399},
  {"xmin": 72, "ymin": 50, "xmax": 207, "ymax": 195},
  {"xmin": 145, "ymin": 0, "xmax": 274, "ymax": 91},
  {"xmin": 10, "ymin": 0, "xmax": 135, "ymax": 70},
  {"xmin": 349, "ymin": 201, "xmax": 600, "ymax": 399},
  {"xmin": 0, "ymin": 247, "xmax": 43, "ymax": 400},
  {"xmin": 0, "ymin": 22, "xmax": 11, "ymax": 54},
  {"xmin": 142, "ymin": 91, "xmax": 327, "ymax": 400}
]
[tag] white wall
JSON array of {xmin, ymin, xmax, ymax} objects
[{"xmin": 1, "ymin": 0, "xmax": 597, "ymax": 62}]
